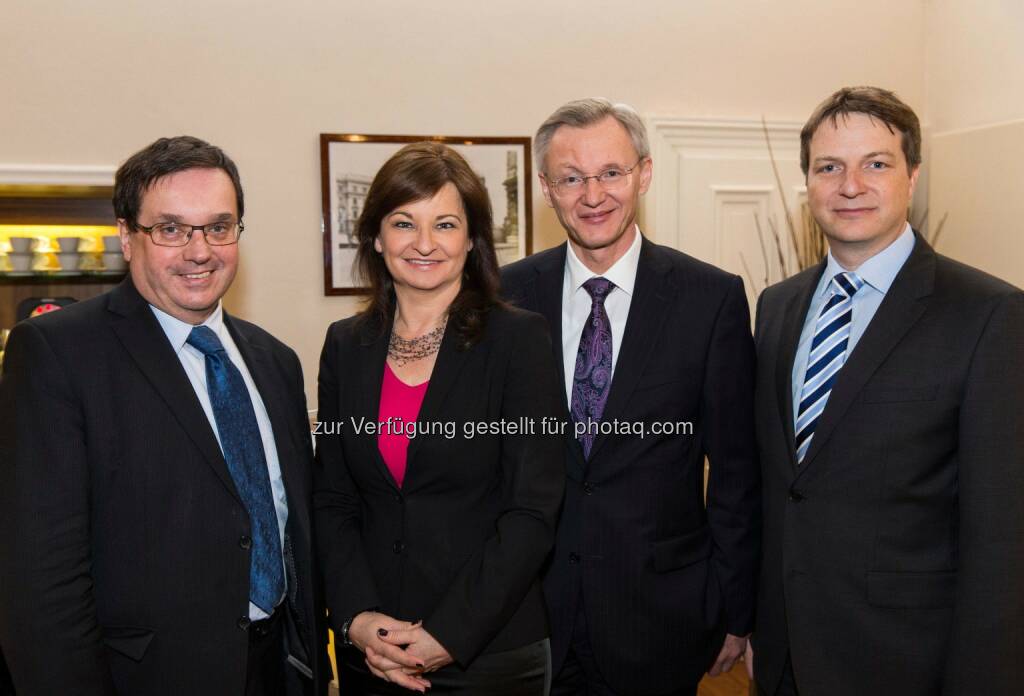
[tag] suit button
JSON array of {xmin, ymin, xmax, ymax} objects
[
  {"xmin": 237, "ymin": 616, "xmax": 251, "ymax": 630},
  {"xmin": 583, "ymin": 482, "xmax": 594, "ymax": 495},
  {"xmin": 393, "ymin": 541, "xmax": 404, "ymax": 554},
  {"xmin": 789, "ymin": 489, "xmax": 805, "ymax": 502},
  {"xmin": 568, "ymin": 552, "xmax": 580, "ymax": 564},
  {"xmin": 393, "ymin": 493, "xmax": 403, "ymax": 503},
  {"xmin": 239, "ymin": 535, "xmax": 252, "ymax": 550}
]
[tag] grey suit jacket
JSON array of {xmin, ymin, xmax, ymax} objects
[{"xmin": 752, "ymin": 234, "xmax": 1024, "ymax": 695}]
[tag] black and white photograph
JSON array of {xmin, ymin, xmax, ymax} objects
[{"xmin": 319, "ymin": 134, "xmax": 532, "ymax": 295}]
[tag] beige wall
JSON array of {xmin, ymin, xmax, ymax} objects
[
  {"xmin": 0, "ymin": 0, "xmax": 926, "ymax": 401},
  {"xmin": 925, "ymin": 0, "xmax": 1024, "ymax": 287}
]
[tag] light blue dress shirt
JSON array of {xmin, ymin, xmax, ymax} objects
[
  {"xmin": 151, "ymin": 302, "xmax": 288, "ymax": 620},
  {"xmin": 791, "ymin": 224, "xmax": 916, "ymax": 424}
]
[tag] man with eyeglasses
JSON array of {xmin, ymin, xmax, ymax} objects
[
  {"xmin": 502, "ymin": 99, "xmax": 759, "ymax": 695},
  {"xmin": 0, "ymin": 136, "xmax": 328, "ymax": 696}
]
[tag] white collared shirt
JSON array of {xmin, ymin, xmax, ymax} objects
[
  {"xmin": 561, "ymin": 225, "xmax": 643, "ymax": 402},
  {"xmin": 150, "ymin": 302, "xmax": 288, "ymax": 620}
]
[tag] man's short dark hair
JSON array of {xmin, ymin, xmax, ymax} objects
[
  {"xmin": 113, "ymin": 136, "xmax": 244, "ymax": 228},
  {"xmin": 800, "ymin": 86, "xmax": 922, "ymax": 176}
]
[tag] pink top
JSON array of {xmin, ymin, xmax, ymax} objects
[{"xmin": 377, "ymin": 363, "xmax": 429, "ymax": 488}]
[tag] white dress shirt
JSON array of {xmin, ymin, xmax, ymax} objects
[
  {"xmin": 561, "ymin": 225, "xmax": 643, "ymax": 403},
  {"xmin": 150, "ymin": 302, "xmax": 288, "ymax": 620}
]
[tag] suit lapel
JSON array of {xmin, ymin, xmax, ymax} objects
[
  {"xmin": 775, "ymin": 263, "xmax": 825, "ymax": 468},
  {"xmin": 404, "ymin": 319, "xmax": 473, "ymax": 482},
  {"xmin": 226, "ymin": 316, "xmax": 307, "ymax": 502},
  {"xmin": 534, "ymin": 244, "xmax": 591, "ymax": 476},
  {"xmin": 356, "ymin": 319, "xmax": 401, "ymax": 490},
  {"xmin": 794, "ymin": 236, "xmax": 936, "ymax": 479},
  {"xmin": 586, "ymin": 238, "xmax": 672, "ymax": 463},
  {"xmin": 107, "ymin": 280, "xmax": 241, "ymax": 503},
  {"xmin": 533, "ymin": 244, "xmax": 568, "ymax": 409}
]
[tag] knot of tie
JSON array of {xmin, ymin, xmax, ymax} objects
[
  {"xmin": 186, "ymin": 325, "xmax": 226, "ymax": 356},
  {"xmin": 831, "ymin": 272, "xmax": 865, "ymax": 299},
  {"xmin": 583, "ymin": 277, "xmax": 614, "ymax": 303}
]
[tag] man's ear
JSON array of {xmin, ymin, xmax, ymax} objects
[
  {"xmin": 539, "ymin": 172, "xmax": 555, "ymax": 208},
  {"xmin": 908, "ymin": 163, "xmax": 921, "ymax": 200},
  {"xmin": 117, "ymin": 219, "xmax": 133, "ymax": 262},
  {"xmin": 637, "ymin": 157, "xmax": 654, "ymax": 196}
]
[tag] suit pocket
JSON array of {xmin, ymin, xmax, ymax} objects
[
  {"xmin": 866, "ymin": 571, "xmax": 956, "ymax": 609},
  {"xmin": 102, "ymin": 625, "xmax": 155, "ymax": 662},
  {"xmin": 861, "ymin": 384, "xmax": 939, "ymax": 403},
  {"xmin": 633, "ymin": 371, "xmax": 687, "ymax": 393},
  {"xmin": 652, "ymin": 526, "xmax": 712, "ymax": 573}
]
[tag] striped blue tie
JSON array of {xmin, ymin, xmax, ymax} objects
[
  {"xmin": 795, "ymin": 272, "xmax": 865, "ymax": 464},
  {"xmin": 187, "ymin": 326, "xmax": 284, "ymax": 613}
]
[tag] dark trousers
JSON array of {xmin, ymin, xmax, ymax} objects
[
  {"xmin": 245, "ymin": 610, "xmax": 286, "ymax": 696},
  {"xmin": 0, "ymin": 647, "xmax": 14, "ymax": 696},
  {"xmin": 551, "ymin": 601, "xmax": 697, "ymax": 696},
  {"xmin": 758, "ymin": 656, "xmax": 799, "ymax": 696},
  {"xmin": 340, "ymin": 639, "xmax": 550, "ymax": 695}
]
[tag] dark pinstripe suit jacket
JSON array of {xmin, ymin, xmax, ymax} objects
[
  {"xmin": 503, "ymin": 237, "xmax": 760, "ymax": 694},
  {"xmin": 0, "ymin": 279, "xmax": 329, "ymax": 696}
]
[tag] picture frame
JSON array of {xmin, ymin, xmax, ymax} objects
[{"xmin": 319, "ymin": 134, "xmax": 533, "ymax": 296}]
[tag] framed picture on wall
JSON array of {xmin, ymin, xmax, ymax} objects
[{"xmin": 319, "ymin": 133, "xmax": 533, "ymax": 296}]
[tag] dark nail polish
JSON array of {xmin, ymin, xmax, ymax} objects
[
  {"xmin": 417, "ymin": 663, "xmax": 425, "ymax": 668},
  {"xmin": 377, "ymin": 628, "xmax": 388, "ymax": 637}
]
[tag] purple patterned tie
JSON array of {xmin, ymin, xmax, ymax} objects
[{"xmin": 571, "ymin": 277, "xmax": 615, "ymax": 458}]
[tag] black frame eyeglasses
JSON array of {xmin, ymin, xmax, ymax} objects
[{"xmin": 134, "ymin": 220, "xmax": 244, "ymax": 247}]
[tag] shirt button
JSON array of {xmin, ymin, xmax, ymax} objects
[
  {"xmin": 237, "ymin": 616, "xmax": 251, "ymax": 630},
  {"xmin": 393, "ymin": 541, "xmax": 404, "ymax": 554},
  {"xmin": 568, "ymin": 552, "xmax": 580, "ymax": 564},
  {"xmin": 239, "ymin": 535, "xmax": 252, "ymax": 550}
]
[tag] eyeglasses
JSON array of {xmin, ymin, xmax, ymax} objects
[
  {"xmin": 134, "ymin": 220, "xmax": 244, "ymax": 247},
  {"xmin": 545, "ymin": 158, "xmax": 646, "ymax": 195}
]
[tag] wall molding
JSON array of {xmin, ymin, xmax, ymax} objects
[
  {"xmin": 932, "ymin": 116, "xmax": 1024, "ymax": 139},
  {"xmin": 0, "ymin": 164, "xmax": 116, "ymax": 186},
  {"xmin": 642, "ymin": 116, "xmax": 802, "ymax": 251}
]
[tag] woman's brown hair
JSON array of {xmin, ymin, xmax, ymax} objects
[{"xmin": 354, "ymin": 141, "xmax": 502, "ymax": 349}]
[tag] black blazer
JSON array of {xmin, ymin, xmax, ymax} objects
[
  {"xmin": 0, "ymin": 279, "xmax": 329, "ymax": 696},
  {"xmin": 502, "ymin": 238, "xmax": 760, "ymax": 694},
  {"xmin": 752, "ymin": 235, "xmax": 1024, "ymax": 696},
  {"xmin": 313, "ymin": 304, "xmax": 565, "ymax": 670}
]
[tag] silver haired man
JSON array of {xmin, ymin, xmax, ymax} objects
[{"xmin": 502, "ymin": 99, "xmax": 760, "ymax": 695}]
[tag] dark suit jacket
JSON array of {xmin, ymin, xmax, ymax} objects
[
  {"xmin": 752, "ymin": 235, "xmax": 1024, "ymax": 696},
  {"xmin": 0, "ymin": 279, "xmax": 329, "ymax": 696},
  {"xmin": 313, "ymin": 304, "xmax": 565, "ymax": 673},
  {"xmin": 502, "ymin": 238, "xmax": 760, "ymax": 694}
]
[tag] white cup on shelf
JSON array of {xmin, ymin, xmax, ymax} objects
[
  {"xmin": 56, "ymin": 237, "xmax": 80, "ymax": 253},
  {"xmin": 102, "ymin": 252, "xmax": 128, "ymax": 272},
  {"xmin": 9, "ymin": 237, "xmax": 34, "ymax": 253},
  {"xmin": 57, "ymin": 252, "xmax": 80, "ymax": 271},
  {"xmin": 8, "ymin": 253, "xmax": 33, "ymax": 272}
]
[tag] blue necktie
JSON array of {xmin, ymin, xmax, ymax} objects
[
  {"xmin": 571, "ymin": 277, "xmax": 615, "ymax": 459},
  {"xmin": 186, "ymin": 325, "xmax": 284, "ymax": 613},
  {"xmin": 795, "ymin": 272, "xmax": 865, "ymax": 464}
]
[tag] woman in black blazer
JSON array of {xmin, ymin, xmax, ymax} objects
[{"xmin": 314, "ymin": 142, "xmax": 565, "ymax": 694}]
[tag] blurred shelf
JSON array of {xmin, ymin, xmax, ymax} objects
[{"xmin": 0, "ymin": 271, "xmax": 126, "ymax": 284}]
